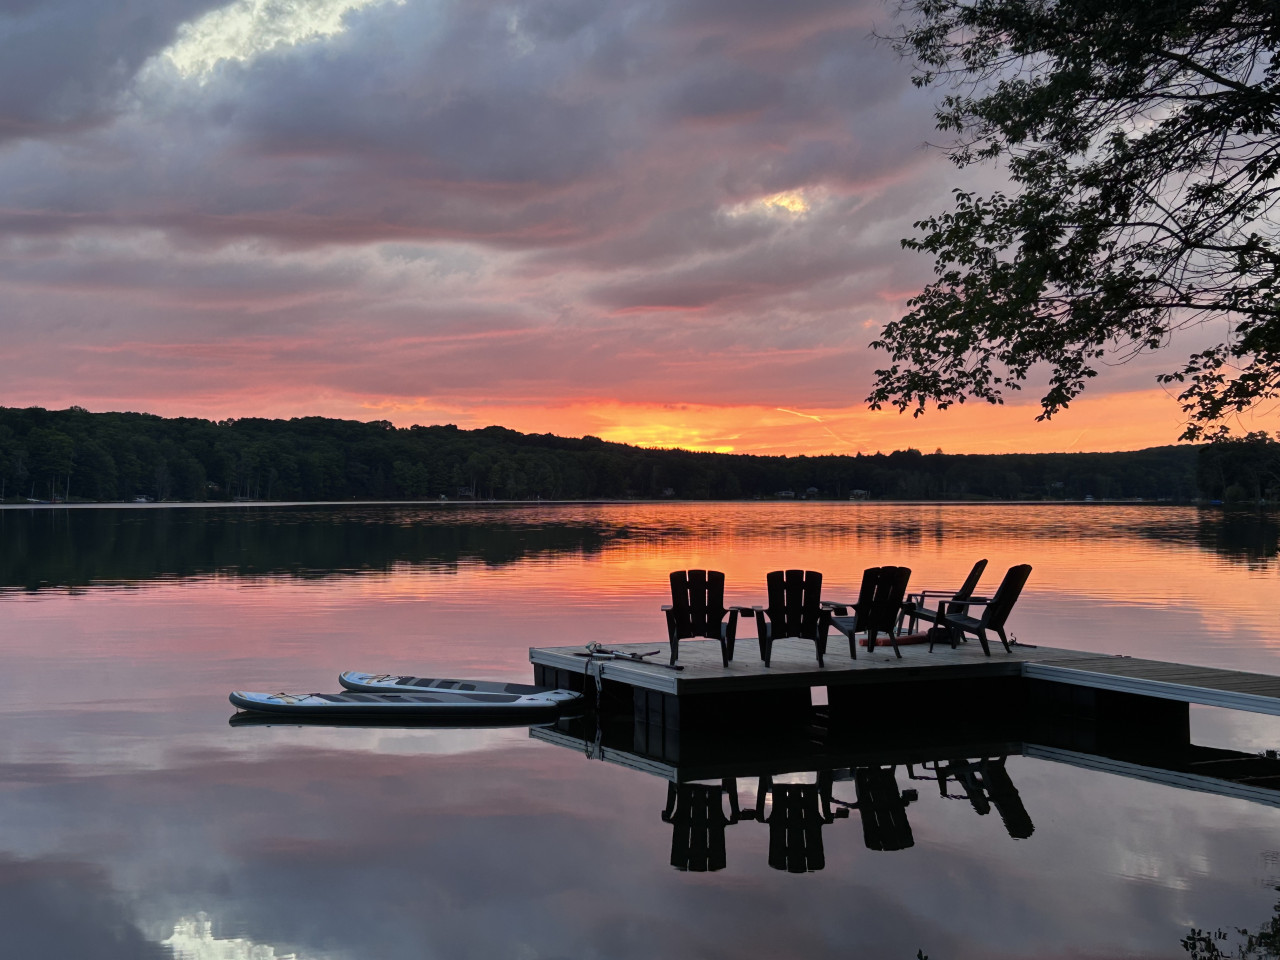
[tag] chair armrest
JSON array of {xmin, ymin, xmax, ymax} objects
[
  {"xmin": 661, "ymin": 604, "xmax": 673, "ymax": 612},
  {"xmin": 821, "ymin": 600, "xmax": 856, "ymax": 609},
  {"xmin": 728, "ymin": 604, "xmax": 757, "ymax": 614},
  {"xmin": 914, "ymin": 589, "xmax": 960, "ymax": 602}
]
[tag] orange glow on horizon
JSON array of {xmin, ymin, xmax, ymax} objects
[
  {"xmin": 363, "ymin": 388, "xmax": 1271, "ymax": 455},
  {"xmin": 40, "ymin": 385, "xmax": 1280, "ymax": 457}
]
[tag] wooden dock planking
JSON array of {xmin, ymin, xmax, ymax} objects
[
  {"xmin": 529, "ymin": 637, "xmax": 1081, "ymax": 694},
  {"xmin": 1023, "ymin": 657, "xmax": 1280, "ymax": 716},
  {"xmin": 530, "ymin": 638, "xmax": 1280, "ymax": 716}
]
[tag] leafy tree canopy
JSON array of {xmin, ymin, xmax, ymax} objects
[{"xmin": 870, "ymin": 0, "xmax": 1280, "ymax": 439}]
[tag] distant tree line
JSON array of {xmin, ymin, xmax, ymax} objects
[{"xmin": 0, "ymin": 405, "xmax": 1219, "ymax": 503}]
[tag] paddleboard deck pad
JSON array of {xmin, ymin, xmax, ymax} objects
[
  {"xmin": 230, "ymin": 688, "xmax": 563, "ymax": 720},
  {"xmin": 339, "ymin": 671, "xmax": 581, "ymax": 705}
]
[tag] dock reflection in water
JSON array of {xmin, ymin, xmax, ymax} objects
[{"xmin": 535, "ymin": 689, "xmax": 1280, "ymax": 875}]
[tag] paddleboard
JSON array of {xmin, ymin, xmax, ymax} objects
[
  {"xmin": 229, "ymin": 688, "xmax": 563, "ymax": 720},
  {"xmin": 339, "ymin": 671, "xmax": 582, "ymax": 705}
]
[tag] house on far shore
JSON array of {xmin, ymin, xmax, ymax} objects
[
  {"xmin": 776, "ymin": 489, "xmax": 796, "ymax": 498},
  {"xmin": 849, "ymin": 489, "xmax": 870, "ymax": 500}
]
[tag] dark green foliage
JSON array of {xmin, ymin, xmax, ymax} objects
[
  {"xmin": 0, "ymin": 406, "xmax": 1199, "ymax": 502},
  {"xmin": 1197, "ymin": 431, "xmax": 1280, "ymax": 500},
  {"xmin": 872, "ymin": 0, "xmax": 1279, "ymax": 440}
]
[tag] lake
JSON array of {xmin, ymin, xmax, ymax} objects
[{"xmin": 4, "ymin": 501, "xmax": 1280, "ymax": 959}]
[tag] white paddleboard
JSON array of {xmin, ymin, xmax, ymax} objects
[
  {"xmin": 229, "ymin": 688, "xmax": 564, "ymax": 720},
  {"xmin": 339, "ymin": 671, "xmax": 582, "ymax": 705}
]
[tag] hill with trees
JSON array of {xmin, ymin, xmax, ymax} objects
[{"xmin": 0, "ymin": 405, "xmax": 1215, "ymax": 503}]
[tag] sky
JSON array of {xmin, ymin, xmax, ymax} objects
[{"xmin": 0, "ymin": 0, "xmax": 1261, "ymax": 455}]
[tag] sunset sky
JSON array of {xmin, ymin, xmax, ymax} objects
[{"xmin": 0, "ymin": 0, "xmax": 1260, "ymax": 454}]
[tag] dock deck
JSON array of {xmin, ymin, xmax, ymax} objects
[{"xmin": 530, "ymin": 637, "xmax": 1280, "ymax": 717}]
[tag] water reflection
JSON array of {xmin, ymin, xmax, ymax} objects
[
  {"xmin": 0, "ymin": 504, "xmax": 620, "ymax": 591},
  {"xmin": 7, "ymin": 502, "xmax": 1280, "ymax": 597},
  {"xmin": 533, "ymin": 689, "xmax": 1280, "ymax": 878},
  {"xmin": 5, "ymin": 503, "xmax": 1280, "ymax": 957}
]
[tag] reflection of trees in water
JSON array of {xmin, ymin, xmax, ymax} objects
[
  {"xmin": 1193, "ymin": 510, "xmax": 1280, "ymax": 568},
  {"xmin": 1184, "ymin": 889, "xmax": 1280, "ymax": 958},
  {"xmin": 1117, "ymin": 509, "xmax": 1280, "ymax": 568},
  {"xmin": 0, "ymin": 506, "xmax": 619, "ymax": 592}
]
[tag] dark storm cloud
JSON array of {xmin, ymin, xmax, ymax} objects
[
  {"xmin": 0, "ymin": 0, "xmax": 1191, "ymax": 439},
  {"xmin": 0, "ymin": 0, "xmax": 911, "ymax": 249},
  {"xmin": 0, "ymin": 0, "xmax": 223, "ymax": 142}
]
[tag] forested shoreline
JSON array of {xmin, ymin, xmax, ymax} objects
[{"xmin": 0, "ymin": 405, "xmax": 1252, "ymax": 504}]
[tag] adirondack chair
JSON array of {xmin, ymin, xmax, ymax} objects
[
  {"xmin": 661, "ymin": 778, "xmax": 741, "ymax": 871},
  {"xmin": 903, "ymin": 558, "xmax": 988, "ymax": 634},
  {"xmin": 750, "ymin": 569, "xmax": 831, "ymax": 667},
  {"xmin": 933, "ymin": 563, "xmax": 1032, "ymax": 655},
  {"xmin": 664, "ymin": 569, "xmax": 739, "ymax": 666},
  {"xmin": 826, "ymin": 566, "xmax": 913, "ymax": 659}
]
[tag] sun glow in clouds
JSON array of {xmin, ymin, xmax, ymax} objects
[
  {"xmin": 164, "ymin": 0, "xmax": 403, "ymax": 79},
  {"xmin": 726, "ymin": 189, "xmax": 815, "ymax": 218}
]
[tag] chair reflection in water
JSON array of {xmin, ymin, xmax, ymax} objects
[
  {"xmin": 660, "ymin": 779, "xmax": 741, "ymax": 871},
  {"xmin": 912, "ymin": 756, "xmax": 1035, "ymax": 839},
  {"xmin": 657, "ymin": 762, "xmax": 1031, "ymax": 872},
  {"xmin": 748, "ymin": 767, "xmax": 918, "ymax": 872},
  {"xmin": 753, "ymin": 772, "xmax": 842, "ymax": 872}
]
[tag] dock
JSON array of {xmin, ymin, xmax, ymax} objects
[{"xmin": 530, "ymin": 636, "xmax": 1280, "ymax": 730}]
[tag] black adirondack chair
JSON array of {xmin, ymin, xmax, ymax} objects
[
  {"xmin": 661, "ymin": 778, "xmax": 741, "ymax": 871},
  {"xmin": 903, "ymin": 558, "xmax": 988, "ymax": 634},
  {"xmin": 934, "ymin": 563, "xmax": 1032, "ymax": 655},
  {"xmin": 752, "ymin": 569, "xmax": 831, "ymax": 667},
  {"xmin": 664, "ymin": 569, "xmax": 739, "ymax": 666},
  {"xmin": 827, "ymin": 565, "xmax": 913, "ymax": 659}
]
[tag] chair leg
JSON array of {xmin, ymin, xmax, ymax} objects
[
  {"xmin": 866, "ymin": 630, "xmax": 877, "ymax": 655},
  {"xmin": 888, "ymin": 628, "xmax": 902, "ymax": 659},
  {"xmin": 994, "ymin": 626, "xmax": 1011, "ymax": 653},
  {"xmin": 815, "ymin": 634, "xmax": 826, "ymax": 668},
  {"xmin": 667, "ymin": 612, "xmax": 679, "ymax": 665},
  {"xmin": 756, "ymin": 612, "xmax": 771, "ymax": 667},
  {"xmin": 975, "ymin": 628, "xmax": 992, "ymax": 657}
]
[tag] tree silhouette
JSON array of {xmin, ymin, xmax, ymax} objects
[{"xmin": 872, "ymin": 0, "xmax": 1279, "ymax": 440}]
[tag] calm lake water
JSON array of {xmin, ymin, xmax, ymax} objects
[{"xmin": 5, "ymin": 502, "xmax": 1280, "ymax": 959}]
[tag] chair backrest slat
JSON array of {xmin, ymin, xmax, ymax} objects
[
  {"xmin": 982, "ymin": 564, "xmax": 1032, "ymax": 630},
  {"xmin": 954, "ymin": 559, "xmax": 988, "ymax": 602},
  {"xmin": 669, "ymin": 569, "xmax": 728, "ymax": 639},
  {"xmin": 857, "ymin": 565, "xmax": 912, "ymax": 634},
  {"xmin": 766, "ymin": 569, "xmax": 824, "ymax": 639}
]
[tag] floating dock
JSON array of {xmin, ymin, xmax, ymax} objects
[{"xmin": 530, "ymin": 635, "xmax": 1280, "ymax": 731}]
